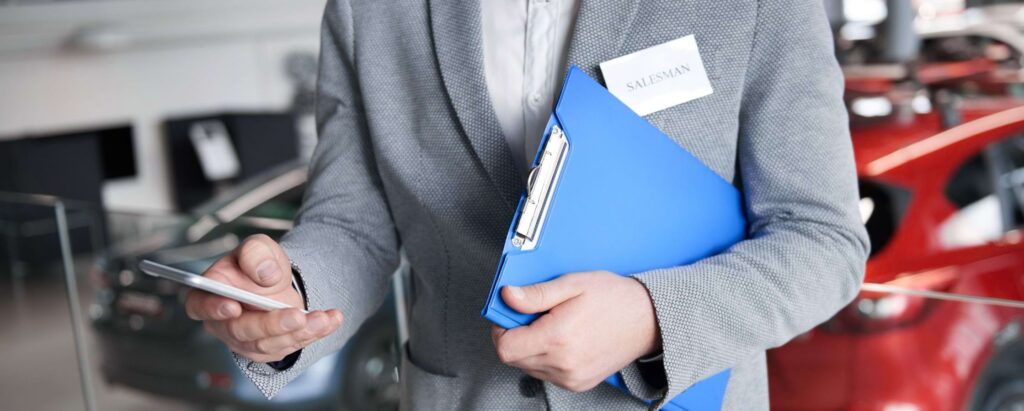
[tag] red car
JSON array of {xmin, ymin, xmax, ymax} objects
[{"xmin": 768, "ymin": 97, "xmax": 1024, "ymax": 411}]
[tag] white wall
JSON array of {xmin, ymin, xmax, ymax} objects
[{"xmin": 0, "ymin": 0, "xmax": 326, "ymax": 211}]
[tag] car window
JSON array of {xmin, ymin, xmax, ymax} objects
[
  {"xmin": 995, "ymin": 135, "xmax": 1024, "ymax": 227},
  {"xmin": 921, "ymin": 35, "xmax": 1021, "ymax": 68},
  {"xmin": 940, "ymin": 137, "xmax": 1024, "ymax": 248},
  {"xmin": 860, "ymin": 179, "xmax": 910, "ymax": 257}
]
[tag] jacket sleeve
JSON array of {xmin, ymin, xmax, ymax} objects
[
  {"xmin": 629, "ymin": 0, "xmax": 870, "ymax": 406},
  {"xmin": 233, "ymin": 0, "xmax": 401, "ymax": 399}
]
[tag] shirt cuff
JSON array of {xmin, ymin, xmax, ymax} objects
[
  {"xmin": 263, "ymin": 263, "xmax": 309, "ymax": 372},
  {"xmin": 290, "ymin": 261, "xmax": 309, "ymax": 310},
  {"xmin": 266, "ymin": 350, "xmax": 301, "ymax": 371}
]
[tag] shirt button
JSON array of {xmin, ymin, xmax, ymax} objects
[
  {"xmin": 519, "ymin": 375, "xmax": 543, "ymax": 398},
  {"xmin": 529, "ymin": 93, "xmax": 542, "ymax": 105}
]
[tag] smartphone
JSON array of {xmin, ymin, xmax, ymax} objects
[{"xmin": 139, "ymin": 259, "xmax": 305, "ymax": 312}]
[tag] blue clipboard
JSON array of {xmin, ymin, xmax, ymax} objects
[{"xmin": 481, "ymin": 66, "xmax": 746, "ymax": 410}]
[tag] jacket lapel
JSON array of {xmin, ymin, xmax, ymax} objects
[
  {"xmin": 565, "ymin": 0, "xmax": 642, "ymax": 81},
  {"xmin": 427, "ymin": 0, "xmax": 642, "ymax": 210},
  {"xmin": 429, "ymin": 0, "xmax": 522, "ymax": 210}
]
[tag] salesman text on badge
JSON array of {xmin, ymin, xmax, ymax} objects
[{"xmin": 599, "ymin": 34, "xmax": 713, "ymax": 116}]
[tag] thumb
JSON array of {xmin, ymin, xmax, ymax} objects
[
  {"xmin": 502, "ymin": 275, "xmax": 583, "ymax": 314},
  {"xmin": 235, "ymin": 234, "xmax": 292, "ymax": 289}
]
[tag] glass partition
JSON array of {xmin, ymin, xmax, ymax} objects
[
  {"xmin": 0, "ymin": 194, "xmax": 401, "ymax": 410},
  {"xmin": 0, "ymin": 192, "xmax": 101, "ymax": 411}
]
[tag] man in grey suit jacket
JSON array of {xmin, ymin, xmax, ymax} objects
[{"xmin": 185, "ymin": 0, "xmax": 870, "ymax": 409}]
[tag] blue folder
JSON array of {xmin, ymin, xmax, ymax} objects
[{"xmin": 481, "ymin": 66, "xmax": 746, "ymax": 410}]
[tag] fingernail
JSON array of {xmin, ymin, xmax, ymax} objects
[
  {"xmin": 508, "ymin": 286, "xmax": 525, "ymax": 300},
  {"xmin": 307, "ymin": 316, "xmax": 328, "ymax": 333},
  {"xmin": 282, "ymin": 314, "xmax": 302, "ymax": 331},
  {"xmin": 218, "ymin": 304, "xmax": 233, "ymax": 318},
  {"xmin": 256, "ymin": 260, "xmax": 279, "ymax": 283}
]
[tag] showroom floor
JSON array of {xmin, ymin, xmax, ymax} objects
[{"xmin": 0, "ymin": 267, "xmax": 191, "ymax": 411}]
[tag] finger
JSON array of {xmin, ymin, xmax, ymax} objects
[
  {"xmin": 185, "ymin": 289, "xmax": 241, "ymax": 321},
  {"xmin": 518, "ymin": 361, "xmax": 594, "ymax": 394},
  {"xmin": 203, "ymin": 320, "xmax": 240, "ymax": 348},
  {"xmin": 204, "ymin": 322, "xmax": 277, "ymax": 362},
  {"xmin": 225, "ymin": 308, "xmax": 307, "ymax": 342},
  {"xmin": 235, "ymin": 234, "xmax": 291, "ymax": 288},
  {"xmin": 203, "ymin": 319, "xmax": 272, "ymax": 358},
  {"xmin": 493, "ymin": 326, "xmax": 549, "ymax": 371},
  {"xmin": 186, "ymin": 259, "xmax": 245, "ymax": 320},
  {"xmin": 502, "ymin": 275, "xmax": 584, "ymax": 315},
  {"xmin": 522, "ymin": 368, "xmax": 557, "ymax": 385},
  {"xmin": 252, "ymin": 310, "xmax": 343, "ymax": 355},
  {"xmin": 490, "ymin": 325, "xmax": 511, "ymax": 359},
  {"xmin": 490, "ymin": 325, "xmax": 506, "ymax": 345},
  {"xmin": 505, "ymin": 352, "xmax": 551, "ymax": 373},
  {"xmin": 493, "ymin": 323, "xmax": 554, "ymax": 364}
]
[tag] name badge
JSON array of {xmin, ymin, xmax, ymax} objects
[{"xmin": 599, "ymin": 35, "xmax": 713, "ymax": 116}]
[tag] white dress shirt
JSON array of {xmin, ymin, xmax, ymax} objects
[{"xmin": 480, "ymin": 0, "xmax": 580, "ymax": 179}]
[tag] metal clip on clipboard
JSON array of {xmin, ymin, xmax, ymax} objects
[{"xmin": 512, "ymin": 125, "xmax": 569, "ymax": 251}]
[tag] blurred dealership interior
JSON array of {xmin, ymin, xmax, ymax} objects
[{"xmin": 3, "ymin": 0, "xmax": 1024, "ymax": 410}]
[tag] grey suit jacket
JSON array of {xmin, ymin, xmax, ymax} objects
[{"xmin": 234, "ymin": 0, "xmax": 870, "ymax": 409}]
